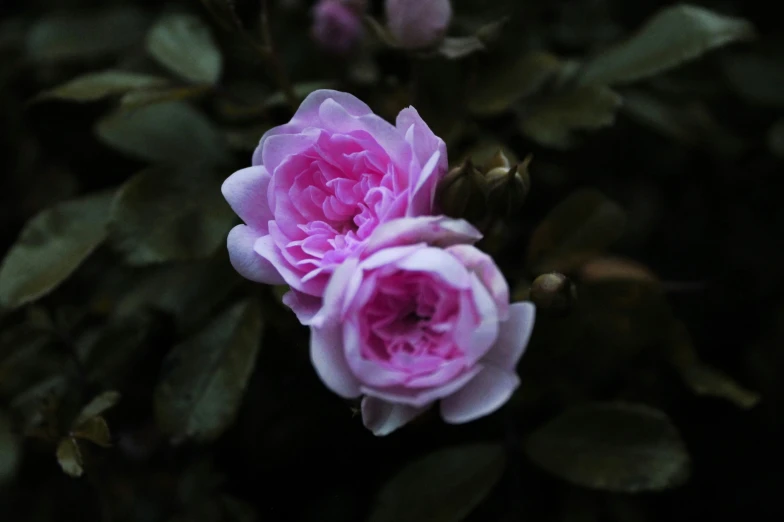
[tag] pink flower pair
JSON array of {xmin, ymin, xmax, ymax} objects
[{"xmin": 222, "ymin": 90, "xmax": 535, "ymax": 435}]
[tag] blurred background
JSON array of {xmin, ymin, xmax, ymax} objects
[{"xmin": 1, "ymin": 0, "xmax": 783, "ymax": 521}]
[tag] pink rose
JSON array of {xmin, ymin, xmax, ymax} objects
[
  {"xmin": 309, "ymin": 216, "xmax": 536, "ymax": 436},
  {"xmin": 311, "ymin": 0, "xmax": 365, "ymax": 55},
  {"xmin": 222, "ymin": 90, "xmax": 448, "ymax": 323},
  {"xmin": 385, "ymin": 0, "xmax": 452, "ymax": 49}
]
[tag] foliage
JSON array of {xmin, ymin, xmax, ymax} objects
[{"xmin": 0, "ymin": 0, "xmax": 781, "ymax": 521}]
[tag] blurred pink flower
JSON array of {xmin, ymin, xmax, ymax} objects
[
  {"xmin": 309, "ymin": 216, "xmax": 536, "ymax": 436},
  {"xmin": 312, "ymin": 0, "xmax": 366, "ymax": 54},
  {"xmin": 222, "ymin": 90, "xmax": 448, "ymax": 324},
  {"xmin": 385, "ymin": 0, "xmax": 452, "ymax": 49}
]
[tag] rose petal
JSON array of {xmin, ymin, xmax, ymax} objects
[
  {"xmin": 363, "ymin": 216, "xmax": 481, "ymax": 255},
  {"xmin": 462, "ymin": 273, "xmax": 501, "ymax": 363},
  {"xmin": 360, "ymin": 365, "xmax": 481, "ymax": 408},
  {"xmin": 361, "ymin": 396, "xmax": 427, "ymax": 436},
  {"xmin": 226, "ymin": 225, "xmax": 284, "ymax": 284},
  {"xmin": 396, "ymin": 106, "xmax": 448, "ymax": 173},
  {"xmin": 282, "ymin": 289, "xmax": 323, "ymax": 325},
  {"xmin": 395, "ymin": 247, "xmax": 471, "ymax": 289},
  {"xmin": 262, "ymin": 129, "xmax": 320, "ymax": 173},
  {"xmin": 407, "ymin": 150, "xmax": 443, "ymax": 217},
  {"xmin": 221, "ymin": 166, "xmax": 273, "ymax": 232},
  {"xmin": 312, "ymin": 257, "xmax": 360, "ymax": 327},
  {"xmin": 310, "ymin": 321, "xmax": 362, "ymax": 398},
  {"xmin": 440, "ymin": 365, "xmax": 520, "ymax": 424},
  {"xmin": 254, "ymin": 234, "xmax": 322, "ymax": 295},
  {"xmin": 483, "ymin": 302, "xmax": 536, "ymax": 371},
  {"xmin": 447, "ymin": 245, "xmax": 510, "ymax": 320}
]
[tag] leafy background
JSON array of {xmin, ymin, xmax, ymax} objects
[{"xmin": 1, "ymin": 0, "xmax": 783, "ymax": 521}]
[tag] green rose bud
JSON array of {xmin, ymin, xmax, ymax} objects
[
  {"xmin": 436, "ymin": 158, "xmax": 489, "ymax": 224},
  {"xmin": 486, "ymin": 153, "xmax": 532, "ymax": 218}
]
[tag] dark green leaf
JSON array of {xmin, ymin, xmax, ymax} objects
[
  {"xmin": 368, "ymin": 444, "xmax": 506, "ymax": 522},
  {"xmin": 721, "ymin": 53, "xmax": 784, "ymax": 108},
  {"xmin": 56, "ymin": 437, "xmax": 83, "ymax": 477},
  {"xmin": 0, "ymin": 191, "xmax": 114, "ymax": 309},
  {"xmin": 146, "ymin": 13, "xmax": 222, "ymax": 85},
  {"xmin": 519, "ymin": 85, "xmax": 623, "ymax": 148},
  {"xmin": 436, "ymin": 37, "xmax": 485, "ymax": 60},
  {"xmin": 154, "ymin": 299, "xmax": 264, "ymax": 444},
  {"xmin": 525, "ymin": 402, "xmax": 690, "ymax": 492},
  {"xmin": 108, "ymin": 166, "xmax": 234, "ymax": 265},
  {"xmin": 35, "ymin": 70, "xmax": 169, "ymax": 103},
  {"xmin": 0, "ymin": 411, "xmax": 20, "ymax": 483},
  {"xmin": 26, "ymin": 7, "xmax": 147, "ymax": 62},
  {"xmin": 76, "ymin": 315, "xmax": 154, "ymax": 387},
  {"xmin": 577, "ymin": 4, "xmax": 755, "ymax": 87},
  {"xmin": 468, "ymin": 52, "xmax": 565, "ymax": 116},
  {"xmin": 120, "ymin": 85, "xmax": 211, "ymax": 110},
  {"xmin": 95, "ymin": 102, "xmax": 229, "ymax": 165},
  {"xmin": 527, "ymin": 188, "xmax": 627, "ymax": 274}
]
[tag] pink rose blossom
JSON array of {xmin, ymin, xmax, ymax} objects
[
  {"xmin": 309, "ymin": 216, "xmax": 536, "ymax": 436},
  {"xmin": 222, "ymin": 90, "xmax": 448, "ymax": 324},
  {"xmin": 385, "ymin": 0, "xmax": 452, "ymax": 49},
  {"xmin": 312, "ymin": 0, "xmax": 365, "ymax": 54}
]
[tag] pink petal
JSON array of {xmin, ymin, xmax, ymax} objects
[
  {"xmin": 440, "ymin": 365, "xmax": 520, "ymax": 424},
  {"xmin": 254, "ymin": 234, "xmax": 323, "ymax": 295},
  {"xmin": 226, "ymin": 225, "xmax": 284, "ymax": 284},
  {"xmin": 312, "ymin": 257, "xmax": 360, "ymax": 327},
  {"xmin": 407, "ymin": 150, "xmax": 443, "ymax": 216},
  {"xmin": 395, "ymin": 247, "xmax": 471, "ymax": 289},
  {"xmin": 484, "ymin": 302, "xmax": 536, "ymax": 372},
  {"xmin": 396, "ymin": 107, "xmax": 447, "ymax": 174},
  {"xmin": 282, "ymin": 289, "xmax": 323, "ymax": 325},
  {"xmin": 310, "ymin": 321, "xmax": 362, "ymax": 398},
  {"xmin": 447, "ymin": 244, "xmax": 510, "ymax": 320},
  {"xmin": 361, "ymin": 396, "xmax": 427, "ymax": 436},
  {"xmin": 360, "ymin": 365, "xmax": 481, "ymax": 408},
  {"xmin": 262, "ymin": 130, "xmax": 320, "ymax": 173},
  {"xmin": 462, "ymin": 273, "xmax": 501, "ymax": 363},
  {"xmin": 293, "ymin": 89, "xmax": 373, "ymax": 123},
  {"xmin": 363, "ymin": 216, "xmax": 481, "ymax": 255},
  {"xmin": 221, "ymin": 166, "xmax": 273, "ymax": 233}
]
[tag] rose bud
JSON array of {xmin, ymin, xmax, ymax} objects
[
  {"xmin": 530, "ymin": 272, "xmax": 576, "ymax": 315},
  {"xmin": 385, "ymin": 0, "xmax": 452, "ymax": 50},
  {"xmin": 312, "ymin": 0, "xmax": 366, "ymax": 54},
  {"xmin": 486, "ymin": 153, "xmax": 532, "ymax": 218},
  {"xmin": 436, "ymin": 158, "xmax": 489, "ymax": 225}
]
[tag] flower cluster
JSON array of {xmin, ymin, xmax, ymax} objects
[{"xmin": 222, "ymin": 90, "xmax": 535, "ymax": 436}]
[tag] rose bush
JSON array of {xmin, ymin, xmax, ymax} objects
[
  {"xmin": 309, "ymin": 216, "xmax": 536, "ymax": 436},
  {"xmin": 222, "ymin": 90, "xmax": 448, "ymax": 323}
]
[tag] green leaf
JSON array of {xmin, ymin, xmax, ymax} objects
[
  {"xmin": 35, "ymin": 70, "xmax": 170, "ymax": 103},
  {"xmin": 722, "ymin": 53, "xmax": 784, "ymax": 108},
  {"xmin": 468, "ymin": 52, "xmax": 565, "ymax": 116},
  {"xmin": 120, "ymin": 85, "xmax": 211, "ymax": 110},
  {"xmin": 0, "ymin": 412, "xmax": 20, "ymax": 483},
  {"xmin": 525, "ymin": 402, "xmax": 690, "ymax": 492},
  {"xmin": 435, "ymin": 37, "xmax": 485, "ymax": 60},
  {"xmin": 519, "ymin": 85, "xmax": 623, "ymax": 148},
  {"xmin": 527, "ymin": 188, "xmax": 627, "ymax": 274},
  {"xmin": 577, "ymin": 4, "xmax": 755, "ymax": 87},
  {"xmin": 73, "ymin": 391, "xmax": 121, "ymax": 427},
  {"xmin": 0, "ymin": 191, "xmax": 114, "ymax": 309},
  {"xmin": 146, "ymin": 13, "xmax": 222, "ymax": 85},
  {"xmin": 108, "ymin": 166, "xmax": 234, "ymax": 265},
  {"xmin": 56, "ymin": 437, "xmax": 84, "ymax": 477},
  {"xmin": 26, "ymin": 7, "xmax": 147, "ymax": 62},
  {"xmin": 71, "ymin": 416, "xmax": 112, "ymax": 448},
  {"xmin": 368, "ymin": 444, "xmax": 506, "ymax": 522},
  {"xmin": 77, "ymin": 315, "xmax": 154, "ymax": 387},
  {"xmin": 154, "ymin": 299, "xmax": 264, "ymax": 444},
  {"xmin": 95, "ymin": 101, "xmax": 228, "ymax": 165}
]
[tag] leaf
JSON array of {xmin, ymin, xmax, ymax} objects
[
  {"xmin": 767, "ymin": 120, "xmax": 784, "ymax": 159},
  {"xmin": 71, "ymin": 416, "xmax": 112, "ymax": 447},
  {"xmin": 76, "ymin": 315, "xmax": 154, "ymax": 387},
  {"xmin": 146, "ymin": 13, "xmax": 222, "ymax": 85},
  {"xmin": 721, "ymin": 53, "xmax": 784, "ymax": 108},
  {"xmin": 56, "ymin": 437, "xmax": 84, "ymax": 477},
  {"xmin": 368, "ymin": 444, "xmax": 505, "ymax": 522},
  {"xmin": 525, "ymin": 402, "xmax": 691, "ymax": 492},
  {"xmin": 577, "ymin": 4, "xmax": 755, "ymax": 87},
  {"xmin": 527, "ymin": 189, "xmax": 627, "ymax": 274},
  {"xmin": 154, "ymin": 299, "xmax": 264, "ymax": 444},
  {"xmin": 0, "ymin": 191, "xmax": 114, "ymax": 309},
  {"xmin": 668, "ymin": 321, "xmax": 760, "ymax": 409},
  {"xmin": 26, "ymin": 7, "xmax": 147, "ymax": 62},
  {"xmin": 519, "ymin": 85, "xmax": 623, "ymax": 148},
  {"xmin": 35, "ymin": 70, "xmax": 169, "ymax": 103},
  {"xmin": 435, "ymin": 37, "xmax": 485, "ymax": 60},
  {"xmin": 120, "ymin": 85, "xmax": 211, "ymax": 110},
  {"xmin": 579, "ymin": 256, "xmax": 658, "ymax": 284},
  {"xmin": 95, "ymin": 101, "xmax": 228, "ymax": 165},
  {"xmin": 0, "ymin": 412, "xmax": 20, "ymax": 483},
  {"xmin": 74, "ymin": 391, "xmax": 121, "ymax": 427},
  {"xmin": 108, "ymin": 166, "xmax": 235, "ymax": 265},
  {"xmin": 468, "ymin": 52, "xmax": 565, "ymax": 116}
]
